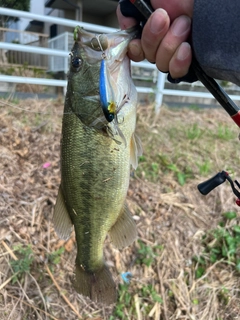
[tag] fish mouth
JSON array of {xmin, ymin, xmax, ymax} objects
[
  {"xmin": 73, "ymin": 25, "xmax": 141, "ymax": 53},
  {"xmin": 124, "ymin": 25, "xmax": 141, "ymax": 40}
]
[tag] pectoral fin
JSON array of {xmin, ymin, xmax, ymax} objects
[
  {"xmin": 130, "ymin": 133, "xmax": 143, "ymax": 170},
  {"xmin": 53, "ymin": 185, "xmax": 73, "ymax": 240},
  {"xmin": 109, "ymin": 202, "xmax": 137, "ymax": 249}
]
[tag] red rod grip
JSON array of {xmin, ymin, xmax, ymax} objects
[{"xmin": 231, "ymin": 111, "xmax": 240, "ymax": 128}]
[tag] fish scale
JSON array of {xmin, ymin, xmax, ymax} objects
[{"xmin": 53, "ymin": 26, "xmax": 141, "ymax": 304}]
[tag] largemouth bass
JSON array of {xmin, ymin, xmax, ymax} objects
[{"xmin": 53, "ymin": 26, "xmax": 141, "ymax": 304}]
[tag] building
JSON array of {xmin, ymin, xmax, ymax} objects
[
  {"xmin": 26, "ymin": 0, "xmax": 118, "ymax": 36},
  {"xmin": 23, "ymin": 0, "xmax": 119, "ymax": 74}
]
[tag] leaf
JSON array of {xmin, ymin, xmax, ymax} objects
[
  {"xmin": 223, "ymin": 212, "xmax": 237, "ymax": 220},
  {"xmin": 151, "ymin": 292, "xmax": 163, "ymax": 303},
  {"xmin": 196, "ymin": 267, "xmax": 205, "ymax": 279},
  {"xmin": 233, "ymin": 225, "xmax": 240, "ymax": 234},
  {"xmin": 177, "ymin": 172, "xmax": 186, "ymax": 186}
]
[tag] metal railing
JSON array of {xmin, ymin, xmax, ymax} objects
[
  {"xmin": 48, "ymin": 32, "xmax": 73, "ymax": 74},
  {"xmin": 1, "ymin": 7, "xmax": 240, "ymax": 113},
  {"xmin": 0, "ymin": 27, "xmax": 48, "ymax": 68}
]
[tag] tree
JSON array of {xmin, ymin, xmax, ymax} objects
[
  {"xmin": 0, "ymin": 0, "xmax": 30, "ymax": 63},
  {"xmin": 0, "ymin": 0, "xmax": 30, "ymax": 27}
]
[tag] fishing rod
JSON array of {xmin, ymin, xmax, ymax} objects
[
  {"xmin": 198, "ymin": 171, "xmax": 240, "ymax": 206},
  {"xmin": 122, "ymin": 0, "xmax": 240, "ymax": 128}
]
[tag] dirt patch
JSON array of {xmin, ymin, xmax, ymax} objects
[{"xmin": 0, "ymin": 99, "xmax": 239, "ymax": 319}]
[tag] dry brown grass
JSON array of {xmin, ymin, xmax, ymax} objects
[{"xmin": 0, "ymin": 98, "xmax": 239, "ymax": 320}]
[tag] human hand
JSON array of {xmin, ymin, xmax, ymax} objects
[{"xmin": 117, "ymin": 0, "xmax": 194, "ymax": 80}]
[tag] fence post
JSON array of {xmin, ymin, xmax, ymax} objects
[{"xmin": 155, "ymin": 71, "xmax": 165, "ymax": 114}]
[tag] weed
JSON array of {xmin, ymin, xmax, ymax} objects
[
  {"xmin": 167, "ymin": 163, "xmax": 193, "ymax": 186},
  {"xmin": 188, "ymin": 104, "xmax": 201, "ymax": 111},
  {"xmin": 151, "ymin": 162, "xmax": 159, "ymax": 174},
  {"xmin": 47, "ymin": 247, "xmax": 64, "ymax": 265},
  {"xmin": 10, "ymin": 244, "xmax": 34, "ymax": 283},
  {"xmin": 217, "ymin": 287, "xmax": 231, "ymax": 305},
  {"xmin": 197, "ymin": 160, "xmax": 212, "ymax": 176},
  {"xmin": 216, "ymin": 125, "xmax": 235, "ymax": 140},
  {"xmin": 136, "ymin": 157, "xmax": 161, "ymax": 182},
  {"xmin": 158, "ymin": 153, "xmax": 171, "ymax": 167},
  {"xmin": 111, "ymin": 281, "xmax": 163, "ymax": 319},
  {"xmin": 139, "ymin": 155, "xmax": 146, "ymax": 162},
  {"xmin": 186, "ymin": 123, "xmax": 203, "ymax": 140},
  {"xmin": 194, "ymin": 212, "xmax": 240, "ymax": 278},
  {"xmin": 110, "ymin": 283, "xmax": 133, "ymax": 319},
  {"xmin": 136, "ymin": 240, "xmax": 163, "ymax": 267},
  {"xmin": 141, "ymin": 284, "xmax": 162, "ymax": 303}
]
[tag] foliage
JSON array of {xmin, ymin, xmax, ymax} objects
[
  {"xmin": 194, "ymin": 212, "xmax": 240, "ymax": 278},
  {"xmin": 166, "ymin": 163, "xmax": 193, "ymax": 186},
  {"xmin": 109, "ymin": 241, "xmax": 163, "ymax": 319},
  {"xmin": 110, "ymin": 282, "xmax": 162, "ymax": 319},
  {"xmin": 0, "ymin": 0, "xmax": 29, "ymax": 10},
  {"xmin": 0, "ymin": 0, "xmax": 30, "ymax": 26},
  {"xmin": 136, "ymin": 240, "xmax": 163, "ymax": 267},
  {"xmin": 10, "ymin": 244, "xmax": 34, "ymax": 283},
  {"xmin": 47, "ymin": 247, "xmax": 65, "ymax": 271},
  {"xmin": 185, "ymin": 123, "xmax": 203, "ymax": 140}
]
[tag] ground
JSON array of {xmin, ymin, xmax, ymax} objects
[{"xmin": 0, "ymin": 98, "xmax": 239, "ymax": 320}]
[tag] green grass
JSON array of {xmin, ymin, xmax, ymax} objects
[
  {"xmin": 136, "ymin": 240, "xmax": 163, "ymax": 267},
  {"xmin": 111, "ymin": 282, "xmax": 163, "ymax": 319},
  {"xmin": 111, "ymin": 240, "xmax": 164, "ymax": 319},
  {"xmin": 10, "ymin": 245, "xmax": 34, "ymax": 284},
  {"xmin": 185, "ymin": 123, "xmax": 204, "ymax": 140},
  {"xmin": 194, "ymin": 211, "xmax": 240, "ymax": 278},
  {"xmin": 136, "ymin": 107, "xmax": 239, "ymax": 187}
]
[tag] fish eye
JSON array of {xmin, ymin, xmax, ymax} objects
[
  {"xmin": 71, "ymin": 57, "xmax": 82, "ymax": 69},
  {"xmin": 107, "ymin": 113, "xmax": 115, "ymax": 122}
]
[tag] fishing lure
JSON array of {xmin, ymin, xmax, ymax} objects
[{"xmin": 99, "ymin": 58, "xmax": 117, "ymax": 123}]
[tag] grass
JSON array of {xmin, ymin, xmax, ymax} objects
[
  {"xmin": 0, "ymin": 64, "xmax": 54, "ymax": 94},
  {"xmin": 194, "ymin": 211, "xmax": 240, "ymax": 278},
  {"xmin": 0, "ymin": 99, "xmax": 240, "ymax": 319},
  {"xmin": 9, "ymin": 245, "xmax": 34, "ymax": 284}
]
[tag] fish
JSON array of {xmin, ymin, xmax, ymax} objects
[{"xmin": 53, "ymin": 25, "xmax": 142, "ymax": 304}]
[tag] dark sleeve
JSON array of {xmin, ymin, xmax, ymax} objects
[{"xmin": 192, "ymin": 0, "xmax": 240, "ymax": 86}]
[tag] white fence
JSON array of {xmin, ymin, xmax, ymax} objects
[
  {"xmin": 48, "ymin": 32, "xmax": 73, "ymax": 73},
  {"xmin": 1, "ymin": 7, "xmax": 240, "ymax": 113}
]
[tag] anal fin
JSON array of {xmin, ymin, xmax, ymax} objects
[
  {"xmin": 109, "ymin": 202, "xmax": 137, "ymax": 249},
  {"xmin": 53, "ymin": 185, "xmax": 73, "ymax": 240}
]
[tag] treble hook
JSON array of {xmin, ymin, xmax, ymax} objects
[{"xmin": 94, "ymin": 34, "xmax": 107, "ymax": 59}]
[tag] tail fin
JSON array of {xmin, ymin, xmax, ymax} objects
[{"xmin": 73, "ymin": 264, "xmax": 117, "ymax": 304}]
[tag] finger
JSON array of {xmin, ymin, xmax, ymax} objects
[
  {"xmin": 141, "ymin": 8, "xmax": 170, "ymax": 63},
  {"xmin": 151, "ymin": 0, "xmax": 194, "ymax": 21},
  {"xmin": 155, "ymin": 15, "xmax": 191, "ymax": 72},
  {"xmin": 116, "ymin": 5, "xmax": 137, "ymax": 30},
  {"xmin": 128, "ymin": 39, "xmax": 145, "ymax": 62},
  {"xmin": 169, "ymin": 42, "xmax": 192, "ymax": 79}
]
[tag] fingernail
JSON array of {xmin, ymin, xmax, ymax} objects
[
  {"xmin": 129, "ymin": 42, "xmax": 141, "ymax": 57},
  {"xmin": 177, "ymin": 42, "xmax": 191, "ymax": 60},
  {"xmin": 150, "ymin": 8, "xmax": 168, "ymax": 34},
  {"xmin": 172, "ymin": 16, "xmax": 191, "ymax": 37}
]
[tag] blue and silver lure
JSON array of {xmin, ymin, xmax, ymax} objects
[
  {"xmin": 87, "ymin": 35, "xmax": 128, "ymax": 146},
  {"xmin": 99, "ymin": 58, "xmax": 117, "ymax": 123}
]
